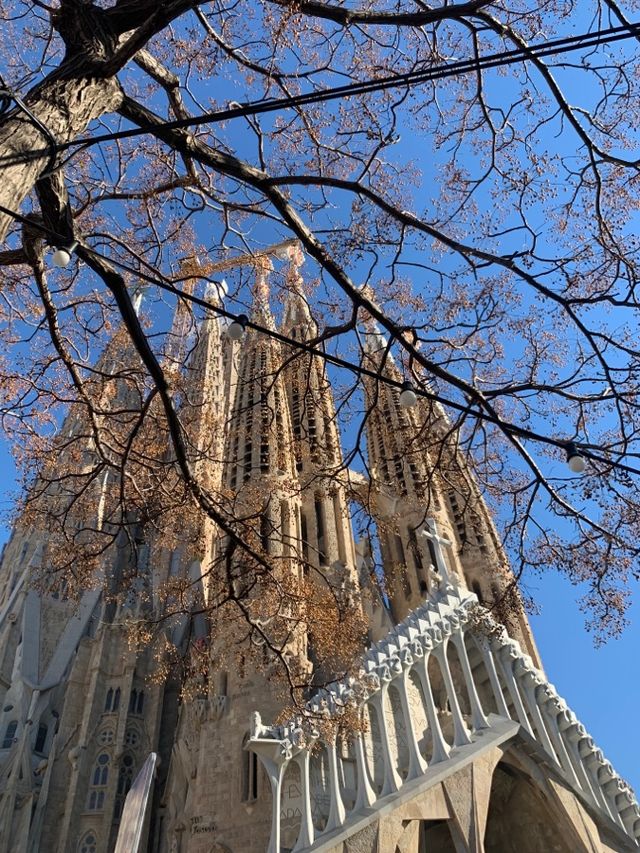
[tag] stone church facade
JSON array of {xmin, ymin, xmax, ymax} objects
[{"xmin": 0, "ymin": 243, "xmax": 638, "ymax": 852}]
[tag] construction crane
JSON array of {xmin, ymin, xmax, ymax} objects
[{"xmin": 182, "ymin": 238, "xmax": 300, "ymax": 278}]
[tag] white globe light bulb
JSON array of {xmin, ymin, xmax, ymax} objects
[
  {"xmin": 399, "ymin": 383, "xmax": 418, "ymax": 408},
  {"xmin": 52, "ymin": 248, "xmax": 71, "ymax": 268},
  {"xmin": 568, "ymin": 453, "xmax": 586, "ymax": 474}
]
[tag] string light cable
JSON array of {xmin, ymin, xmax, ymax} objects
[
  {"xmin": 0, "ymin": 75, "xmax": 58, "ymax": 175},
  {"xmin": 0, "ymin": 200, "xmax": 634, "ymax": 477},
  {"xmin": 0, "ymin": 20, "xmax": 639, "ymax": 171}
]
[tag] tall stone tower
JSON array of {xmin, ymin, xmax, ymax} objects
[
  {"xmin": 0, "ymin": 243, "xmax": 638, "ymax": 853},
  {"xmin": 0, "ymin": 294, "xmax": 166, "ymax": 853}
]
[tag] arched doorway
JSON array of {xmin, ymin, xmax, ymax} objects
[
  {"xmin": 417, "ymin": 819, "xmax": 458, "ymax": 852},
  {"xmin": 484, "ymin": 762, "xmax": 577, "ymax": 852}
]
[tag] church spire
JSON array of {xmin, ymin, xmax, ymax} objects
[
  {"xmin": 281, "ymin": 243, "xmax": 317, "ymax": 339},
  {"xmin": 249, "ymin": 255, "xmax": 275, "ymax": 330},
  {"xmin": 280, "ymin": 257, "xmax": 369, "ymax": 667},
  {"xmin": 358, "ymin": 303, "xmax": 541, "ymax": 660}
]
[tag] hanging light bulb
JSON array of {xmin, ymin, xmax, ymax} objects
[
  {"xmin": 565, "ymin": 441, "xmax": 586, "ymax": 474},
  {"xmin": 227, "ymin": 313, "xmax": 248, "ymax": 341},
  {"xmin": 52, "ymin": 248, "xmax": 71, "ymax": 268},
  {"xmin": 51, "ymin": 241, "xmax": 77, "ymax": 269},
  {"xmin": 399, "ymin": 380, "xmax": 418, "ymax": 408}
]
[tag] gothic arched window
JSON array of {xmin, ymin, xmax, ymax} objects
[
  {"xmin": 78, "ymin": 832, "xmax": 97, "ymax": 853},
  {"xmin": 314, "ymin": 496, "xmax": 326, "ymax": 565},
  {"xmin": 2, "ymin": 720, "xmax": 17, "ymax": 749},
  {"xmin": 472, "ymin": 580, "xmax": 484, "ymax": 604},
  {"xmin": 407, "ymin": 526, "xmax": 424, "ymax": 570},
  {"xmin": 124, "ymin": 727, "xmax": 139, "ymax": 747},
  {"xmin": 129, "ymin": 689, "xmax": 144, "ymax": 715},
  {"xmin": 87, "ymin": 790, "xmax": 104, "ymax": 811},
  {"xmin": 119, "ymin": 753, "xmax": 134, "ymax": 792},
  {"xmin": 105, "ymin": 687, "xmax": 122, "ymax": 712},
  {"xmin": 98, "ymin": 728, "xmax": 114, "ymax": 746},
  {"xmin": 34, "ymin": 723, "xmax": 48, "ymax": 754},
  {"xmin": 87, "ymin": 752, "xmax": 110, "ymax": 810},
  {"xmin": 114, "ymin": 753, "xmax": 135, "ymax": 818},
  {"xmin": 92, "ymin": 752, "xmax": 110, "ymax": 786}
]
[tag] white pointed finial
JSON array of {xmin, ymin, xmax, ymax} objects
[
  {"xmin": 205, "ymin": 278, "xmax": 228, "ymax": 303},
  {"xmin": 131, "ymin": 285, "xmax": 145, "ymax": 317}
]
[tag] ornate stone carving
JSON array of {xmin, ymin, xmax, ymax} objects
[
  {"xmin": 247, "ymin": 584, "xmax": 640, "ymax": 852},
  {"xmin": 209, "ymin": 694, "xmax": 227, "ymax": 721},
  {"xmin": 67, "ymin": 745, "xmax": 84, "ymax": 771}
]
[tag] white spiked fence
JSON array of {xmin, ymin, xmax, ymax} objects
[{"xmin": 248, "ymin": 585, "xmax": 640, "ymax": 852}]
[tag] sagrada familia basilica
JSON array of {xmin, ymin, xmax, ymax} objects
[{"xmin": 0, "ymin": 241, "xmax": 638, "ymax": 853}]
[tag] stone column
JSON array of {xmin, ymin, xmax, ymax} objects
[
  {"xmin": 433, "ymin": 643, "xmax": 472, "ymax": 748},
  {"xmin": 291, "ymin": 750, "xmax": 314, "ymax": 852},
  {"xmin": 413, "ymin": 652, "xmax": 451, "ymax": 764},
  {"xmin": 369, "ymin": 688, "xmax": 403, "ymax": 796},
  {"xmin": 324, "ymin": 739, "xmax": 347, "ymax": 832},
  {"xmin": 472, "ymin": 637, "xmax": 511, "ymax": 719},
  {"xmin": 353, "ymin": 727, "xmax": 377, "ymax": 811},
  {"xmin": 450, "ymin": 631, "xmax": 489, "ymax": 732},
  {"xmin": 249, "ymin": 741, "xmax": 290, "ymax": 853}
]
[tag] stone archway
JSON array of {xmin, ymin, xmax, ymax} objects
[
  {"xmin": 418, "ymin": 819, "xmax": 458, "ymax": 852},
  {"xmin": 484, "ymin": 762, "xmax": 578, "ymax": 853}
]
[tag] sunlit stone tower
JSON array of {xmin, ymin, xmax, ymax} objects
[
  {"xmin": 360, "ymin": 316, "xmax": 540, "ymax": 664},
  {"xmin": 280, "ymin": 248, "xmax": 363, "ymax": 641},
  {"xmin": 162, "ymin": 255, "xmax": 315, "ymax": 853},
  {"xmin": 0, "ymin": 243, "xmax": 638, "ymax": 853},
  {"xmin": 0, "ymin": 297, "xmax": 165, "ymax": 853}
]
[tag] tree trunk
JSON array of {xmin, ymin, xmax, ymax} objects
[{"xmin": 0, "ymin": 75, "xmax": 123, "ymax": 243}]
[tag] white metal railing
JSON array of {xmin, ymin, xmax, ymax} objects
[{"xmin": 248, "ymin": 583, "xmax": 640, "ymax": 852}]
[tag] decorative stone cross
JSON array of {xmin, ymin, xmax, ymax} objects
[{"xmin": 420, "ymin": 518, "xmax": 453, "ymax": 586}]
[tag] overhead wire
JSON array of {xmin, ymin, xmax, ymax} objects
[
  {"xmin": 0, "ymin": 20, "xmax": 639, "ymax": 171},
  {"xmin": 0, "ymin": 20, "xmax": 638, "ymax": 474},
  {"xmin": 0, "ymin": 200, "xmax": 635, "ymax": 477},
  {"xmin": 98, "ymin": 255, "xmax": 640, "ymax": 477},
  {"xmin": 0, "ymin": 74, "xmax": 58, "ymax": 173}
]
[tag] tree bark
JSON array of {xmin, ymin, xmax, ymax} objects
[
  {"xmin": 0, "ymin": 0, "xmax": 202, "ymax": 244},
  {"xmin": 0, "ymin": 75, "xmax": 123, "ymax": 243}
]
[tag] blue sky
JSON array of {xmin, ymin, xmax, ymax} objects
[{"xmin": 530, "ymin": 575, "xmax": 640, "ymax": 793}]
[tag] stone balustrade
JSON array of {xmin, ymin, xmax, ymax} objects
[{"xmin": 248, "ymin": 585, "xmax": 640, "ymax": 852}]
